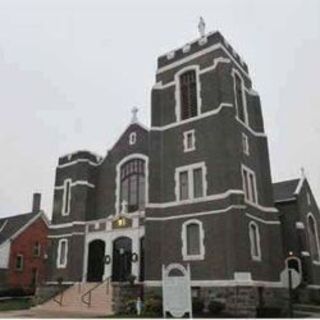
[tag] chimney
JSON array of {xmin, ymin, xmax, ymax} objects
[{"xmin": 32, "ymin": 193, "xmax": 41, "ymax": 213}]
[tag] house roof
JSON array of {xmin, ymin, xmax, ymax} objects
[
  {"xmin": 273, "ymin": 179, "xmax": 300, "ymax": 202},
  {"xmin": 0, "ymin": 211, "xmax": 41, "ymax": 246}
]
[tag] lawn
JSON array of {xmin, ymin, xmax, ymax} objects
[{"xmin": 0, "ymin": 297, "xmax": 32, "ymax": 311}]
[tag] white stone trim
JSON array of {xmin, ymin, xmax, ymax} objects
[
  {"xmin": 307, "ymin": 192, "xmax": 311, "ymax": 206},
  {"xmin": 57, "ymin": 158, "xmax": 101, "ymax": 169},
  {"xmin": 181, "ymin": 219, "xmax": 205, "ymax": 261},
  {"xmin": 175, "ymin": 161, "xmax": 207, "ymax": 202},
  {"xmin": 294, "ymin": 176, "xmax": 305, "ymax": 195},
  {"xmin": 146, "ymin": 204, "xmax": 246, "ymax": 221},
  {"xmin": 151, "ymin": 103, "xmax": 233, "ymax": 131},
  {"xmin": 235, "ymin": 117, "xmax": 266, "ymax": 137},
  {"xmin": 49, "ymin": 221, "xmax": 85, "ymax": 229},
  {"xmin": 241, "ymin": 164, "xmax": 258, "ymax": 205},
  {"xmin": 307, "ymin": 212, "xmax": 320, "ymax": 263},
  {"xmin": 55, "ymin": 180, "xmax": 95, "ymax": 190},
  {"xmin": 242, "ymin": 133, "xmax": 249, "ymax": 156},
  {"xmin": 46, "ymin": 281, "xmax": 75, "ymax": 285},
  {"xmin": 129, "ymin": 132, "xmax": 137, "ymax": 145},
  {"xmin": 115, "ymin": 153, "xmax": 149, "ymax": 214},
  {"xmin": 153, "ymin": 57, "xmax": 231, "ymax": 90},
  {"xmin": 249, "ymin": 221, "xmax": 262, "ymax": 261},
  {"xmin": 57, "ymin": 238, "xmax": 68, "ymax": 269},
  {"xmin": 183, "ymin": 129, "xmax": 196, "ymax": 152},
  {"xmin": 274, "ymin": 198, "xmax": 296, "ymax": 203},
  {"xmin": 232, "ymin": 68, "xmax": 249, "ymax": 126},
  {"xmin": 0, "ymin": 220, "xmax": 8, "ymax": 233},
  {"xmin": 48, "ymin": 232, "xmax": 85, "ymax": 238},
  {"xmin": 296, "ymin": 222, "xmax": 305, "ymax": 229},
  {"xmin": 156, "ymin": 42, "xmax": 250, "ymax": 80},
  {"xmin": 174, "ymin": 65, "xmax": 202, "ymax": 123},
  {"xmin": 245, "ymin": 213, "xmax": 280, "ymax": 225},
  {"xmin": 61, "ymin": 179, "xmax": 72, "ymax": 216},
  {"xmin": 301, "ymin": 251, "xmax": 310, "ymax": 257},
  {"xmin": 147, "ymin": 189, "xmax": 244, "ymax": 209},
  {"xmin": 145, "ymin": 279, "xmax": 283, "ymax": 288}
]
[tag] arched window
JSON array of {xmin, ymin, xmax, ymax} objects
[
  {"xmin": 120, "ymin": 158, "xmax": 146, "ymax": 213},
  {"xmin": 249, "ymin": 221, "xmax": 261, "ymax": 261},
  {"xmin": 307, "ymin": 213, "xmax": 320, "ymax": 262},
  {"xmin": 181, "ymin": 219, "xmax": 205, "ymax": 260},
  {"xmin": 179, "ymin": 70, "xmax": 198, "ymax": 120}
]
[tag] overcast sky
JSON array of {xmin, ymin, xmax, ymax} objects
[{"xmin": 0, "ymin": 0, "xmax": 319, "ymax": 218}]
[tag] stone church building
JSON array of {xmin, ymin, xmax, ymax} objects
[{"xmin": 44, "ymin": 29, "xmax": 320, "ymax": 312}]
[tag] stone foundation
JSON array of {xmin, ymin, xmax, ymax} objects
[
  {"xmin": 144, "ymin": 285, "xmax": 288, "ymax": 317},
  {"xmin": 112, "ymin": 283, "xmax": 143, "ymax": 314}
]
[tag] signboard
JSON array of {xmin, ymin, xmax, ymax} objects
[
  {"xmin": 280, "ymin": 268, "xmax": 301, "ymax": 289},
  {"xmin": 162, "ymin": 263, "xmax": 192, "ymax": 318}
]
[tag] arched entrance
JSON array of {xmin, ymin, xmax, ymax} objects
[
  {"xmin": 86, "ymin": 239, "xmax": 105, "ymax": 282},
  {"xmin": 112, "ymin": 237, "xmax": 132, "ymax": 282}
]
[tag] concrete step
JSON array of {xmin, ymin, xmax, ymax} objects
[{"xmin": 294, "ymin": 304, "xmax": 320, "ymax": 313}]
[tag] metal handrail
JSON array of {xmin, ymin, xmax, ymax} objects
[
  {"xmin": 81, "ymin": 276, "xmax": 111, "ymax": 308},
  {"xmin": 53, "ymin": 284, "xmax": 64, "ymax": 306}
]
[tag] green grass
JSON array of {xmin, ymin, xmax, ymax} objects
[{"xmin": 0, "ymin": 297, "xmax": 32, "ymax": 311}]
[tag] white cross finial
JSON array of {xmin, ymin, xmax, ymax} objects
[
  {"xmin": 121, "ymin": 200, "xmax": 128, "ymax": 214},
  {"xmin": 198, "ymin": 16, "xmax": 206, "ymax": 38},
  {"xmin": 131, "ymin": 107, "xmax": 139, "ymax": 123},
  {"xmin": 301, "ymin": 167, "xmax": 306, "ymax": 179}
]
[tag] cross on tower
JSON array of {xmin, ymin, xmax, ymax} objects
[{"xmin": 131, "ymin": 107, "xmax": 139, "ymax": 123}]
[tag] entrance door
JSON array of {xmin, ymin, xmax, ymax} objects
[
  {"xmin": 87, "ymin": 240, "xmax": 106, "ymax": 282},
  {"xmin": 112, "ymin": 237, "xmax": 132, "ymax": 282}
]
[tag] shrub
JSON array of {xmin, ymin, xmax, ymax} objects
[
  {"xmin": 143, "ymin": 295, "xmax": 162, "ymax": 316},
  {"xmin": 208, "ymin": 300, "xmax": 226, "ymax": 315},
  {"xmin": 192, "ymin": 297, "xmax": 204, "ymax": 314},
  {"xmin": 256, "ymin": 307, "xmax": 283, "ymax": 318}
]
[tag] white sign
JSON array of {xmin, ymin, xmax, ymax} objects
[
  {"xmin": 280, "ymin": 268, "xmax": 302, "ymax": 289},
  {"xmin": 162, "ymin": 263, "xmax": 192, "ymax": 318}
]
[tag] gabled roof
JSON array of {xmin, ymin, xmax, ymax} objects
[
  {"xmin": 0, "ymin": 211, "xmax": 48, "ymax": 246},
  {"xmin": 273, "ymin": 179, "xmax": 300, "ymax": 203}
]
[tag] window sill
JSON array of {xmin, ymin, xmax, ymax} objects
[
  {"xmin": 312, "ymin": 260, "xmax": 320, "ymax": 266},
  {"xmin": 182, "ymin": 254, "xmax": 205, "ymax": 261},
  {"xmin": 251, "ymin": 256, "xmax": 262, "ymax": 262},
  {"xmin": 184, "ymin": 148, "xmax": 196, "ymax": 153}
]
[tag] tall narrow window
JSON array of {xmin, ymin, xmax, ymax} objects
[
  {"xmin": 242, "ymin": 133, "xmax": 249, "ymax": 155},
  {"xmin": 120, "ymin": 159, "xmax": 146, "ymax": 212},
  {"xmin": 242, "ymin": 166, "xmax": 258, "ymax": 204},
  {"xmin": 182, "ymin": 219, "xmax": 205, "ymax": 260},
  {"xmin": 234, "ymin": 72, "xmax": 247, "ymax": 124},
  {"xmin": 193, "ymin": 168, "xmax": 203, "ymax": 198},
  {"xmin": 183, "ymin": 130, "xmax": 195, "ymax": 152},
  {"xmin": 15, "ymin": 254, "xmax": 24, "ymax": 271},
  {"xmin": 57, "ymin": 239, "xmax": 68, "ymax": 268},
  {"xmin": 179, "ymin": 171, "xmax": 189, "ymax": 200},
  {"xmin": 307, "ymin": 214, "xmax": 320, "ymax": 262},
  {"xmin": 187, "ymin": 223, "xmax": 200, "ymax": 255},
  {"xmin": 180, "ymin": 70, "xmax": 198, "ymax": 120},
  {"xmin": 62, "ymin": 179, "xmax": 71, "ymax": 216},
  {"xmin": 249, "ymin": 222, "xmax": 261, "ymax": 261}
]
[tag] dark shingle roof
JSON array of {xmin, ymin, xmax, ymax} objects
[
  {"xmin": 273, "ymin": 179, "xmax": 300, "ymax": 202},
  {"xmin": 0, "ymin": 212, "xmax": 38, "ymax": 246}
]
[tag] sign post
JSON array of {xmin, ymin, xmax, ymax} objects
[{"xmin": 280, "ymin": 254, "xmax": 302, "ymax": 318}]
